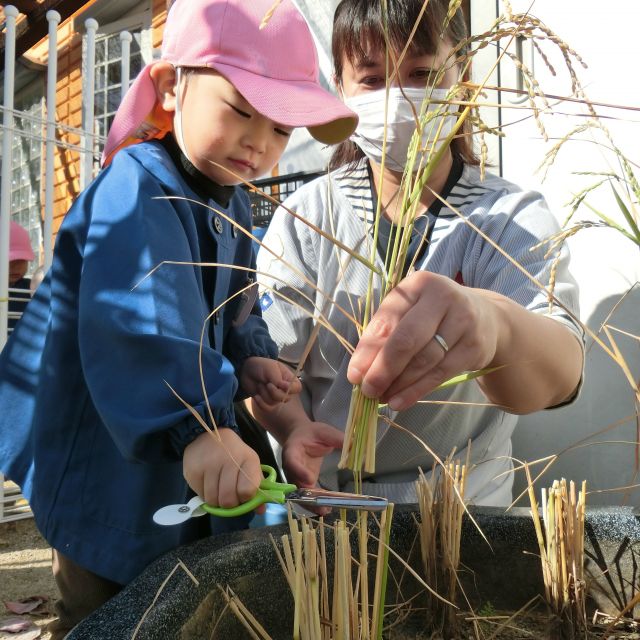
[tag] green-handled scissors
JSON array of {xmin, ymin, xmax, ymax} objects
[{"xmin": 153, "ymin": 464, "xmax": 388, "ymax": 526}]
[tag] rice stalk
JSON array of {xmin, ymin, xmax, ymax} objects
[
  {"xmin": 371, "ymin": 504, "xmax": 394, "ymax": 639},
  {"xmin": 218, "ymin": 585, "xmax": 273, "ymax": 640},
  {"xmin": 338, "ymin": 81, "xmax": 473, "ymax": 476},
  {"xmin": 525, "ymin": 465, "xmax": 587, "ymax": 639},
  {"xmin": 357, "ymin": 510, "xmax": 370, "ymax": 639},
  {"xmin": 259, "ymin": 0, "xmax": 284, "ymax": 29},
  {"xmin": 268, "ymin": 505, "xmax": 400, "ymax": 640},
  {"xmin": 538, "ymin": 114, "xmax": 640, "ymax": 259},
  {"xmin": 131, "ymin": 560, "xmax": 199, "ymax": 640},
  {"xmin": 338, "ymin": 0, "xmax": 583, "ymax": 476},
  {"xmin": 416, "ymin": 452, "xmax": 468, "ymax": 637}
]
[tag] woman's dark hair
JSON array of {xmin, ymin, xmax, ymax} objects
[{"xmin": 330, "ymin": 0, "xmax": 478, "ymax": 171}]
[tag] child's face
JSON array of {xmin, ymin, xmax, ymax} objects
[
  {"xmin": 339, "ymin": 40, "xmax": 459, "ymax": 99},
  {"xmin": 174, "ymin": 70, "xmax": 293, "ymax": 185},
  {"xmin": 9, "ymin": 260, "xmax": 28, "ymax": 286}
]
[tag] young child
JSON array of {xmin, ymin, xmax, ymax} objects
[
  {"xmin": 0, "ymin": 0, "xmax": 356, "ymax": 636},
  {"xmin": 7, "ymin": 220, "xmax": 35, "ymax": 332},
  {"xmin": 254, "ymin": 0, "xmax": 584, "ymax": 506}
]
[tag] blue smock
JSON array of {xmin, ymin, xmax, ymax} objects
[{"xmin": 0, "ymin": 139, "xmax": 277, "ymax": 584}]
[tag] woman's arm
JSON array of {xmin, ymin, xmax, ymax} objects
[
  {"xmin": 475, "ymin": 288, "xmax": 583, "ymax": 413},
  {"xmin": 347, "ymin": 270, "xmax": 583, "ymax": 414}
]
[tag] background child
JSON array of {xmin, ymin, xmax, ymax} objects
[
  {"xmin": 7, "ymin": 220, "xmax": 34, "ymax": 332},
  {"xmin": 0, "ymin": 0, "xmax": 356, "ymax": 637},
  {"xmin": 253, "ymin": 0, "xmax": 584, "ymax": 506}
]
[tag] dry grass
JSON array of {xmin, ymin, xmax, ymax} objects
[
  {"xmin": 416, "ymin": 455, "xmax": 468, "ymax": 638},
  {"xmin": 526, "ymin": 469, "xmax": 587, "ymax": 640}
]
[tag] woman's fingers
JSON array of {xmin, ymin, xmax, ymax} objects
[
  {"xmin": 347, "ymin": 271, "xmax": 498, "ymax": 409},
  {"xmin": 384, "ymin": 343, "xmax": 470, "ymax": 411},
  {"xmin": 282, "ymin": 454, "xmax": 315, "ymax": 487},
  {"xmin": 378, "ymin": 312, "xmax": 464, "ymax": 404},
  {"xmin": 348, "ymin": 273, "xmax": 451, "ymax": 398},
  {"xmin": 379, "ymin": 337, "xmax": 448, "ymax": 406}
]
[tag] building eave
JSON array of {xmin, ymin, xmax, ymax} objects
[{"xmin": 0, "ymin": 0, "xmax": 96, "ymax": 68}]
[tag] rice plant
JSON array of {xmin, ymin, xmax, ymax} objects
[
  {"xmin": 416, "ymin": 455, "xmax": 468, "ymax": 638},
  {"xmin": 219, "ymin": 505, "xmax": 396, "ymax": 640},
  {"xmin": 526, "ymin": 467, "xmax": 587, "ymax": 640}
]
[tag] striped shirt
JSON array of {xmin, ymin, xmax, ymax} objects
[{"xmin": 257, "ymin": 159, "xmax": 583, "ymax": 505}]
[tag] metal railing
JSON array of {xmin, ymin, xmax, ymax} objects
[{"xmin": 245, "ymin": 170, "xmax": 323, "ymax": 228}]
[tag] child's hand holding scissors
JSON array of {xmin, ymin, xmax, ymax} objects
[
  {"xmin": 155, "ymin": 463, "xmax": 388, "ymax": 525},
  {"xmin": 182, "ymin": 428, "xmax": 264, "ymax": 511}
]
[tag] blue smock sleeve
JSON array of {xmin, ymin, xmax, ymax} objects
[{"xmin": 77, "ymin": 154, "xmax": 239, "ymax": 463}]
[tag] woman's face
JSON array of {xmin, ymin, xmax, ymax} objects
[{"xmin": 339, "ymin": 40, "xmax": 459, "ymax": 98}]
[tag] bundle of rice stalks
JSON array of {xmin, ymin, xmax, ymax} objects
[
  {"xmin": 337, "ymin": 1, "xmax": 591, "ymax": 477},
  {"xmin": 274, "ymin": 505, "xmax": 393, "ymax": 640},
  {"xmin": 526, "ymin": 470, "xmax": 587, "ymax": 640},
  {"xmin": 416, "ymin": 456, "xmax": 467, "ymax": 637},
  {"xmin": 270, "ymin": 506, "xmax": 394, "ymax": 640}
]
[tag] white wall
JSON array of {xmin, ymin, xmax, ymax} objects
[
  {"xmin": 276, "ymin": 0, "xmax": 341, "ymax": 175},
  {"xmin": 478, "ymin": 1, "xmax": 640, "ymax": 505}
]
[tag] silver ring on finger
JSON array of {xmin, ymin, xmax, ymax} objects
[{"xmin": 433, "ymin": 332, "xmax": 449, "ymax": 353}]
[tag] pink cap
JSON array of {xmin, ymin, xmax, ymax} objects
[
  {"xmin": 102, "ymin": 0, "xmax": 357, "ymax": 166},
  {"xmin": 9, "ymin": 221, "xmax": 35, "ymax": 262}
]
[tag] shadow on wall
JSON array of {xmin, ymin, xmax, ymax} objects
[{"xmin": 512, "ymin": 282, "xmax": 640, "ymax": 507}]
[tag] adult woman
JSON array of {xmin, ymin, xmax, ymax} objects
[{"xmin": 253, "ymin": 0, "xmax": 584, "ymax": 505}]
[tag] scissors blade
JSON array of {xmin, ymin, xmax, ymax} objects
[{"xmin": 286, "ymin": 488, "xmax": 388, "ymax": 512}]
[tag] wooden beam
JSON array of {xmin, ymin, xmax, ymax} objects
[
  {"xmin": 0, "ymin": 0, "xmax": 89, "ymax": 68},
  {"xmin": 6, "ymin": 0, "xmax": 41, "ymax": 14}
]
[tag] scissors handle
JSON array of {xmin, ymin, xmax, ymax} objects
[{"xmin": 200, "ymin": 464, "xmax": 297, "ymax": 518}]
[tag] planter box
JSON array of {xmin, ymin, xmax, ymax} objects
[{"xmin": 68, "ymin": 506, "xmax": 640, "ymax": 639}]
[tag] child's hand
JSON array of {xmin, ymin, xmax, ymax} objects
[
  {"xmin": 183, "ymin": 428, "xmax": 263, "ymax": 509},
  {"xmin": 240, "ymin": 357, "xmax": 302, "ymax": 409},
  {"xmin": 279, "ymin": 419, "xmax": 344, "ymax": 490}
]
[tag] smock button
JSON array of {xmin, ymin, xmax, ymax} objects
[
  {"xmin": 231, "ymin": 225, "xmax": 237, "ymax": 238},
  {"xmin": 213, "ymin": 216, "xmax": 223, "ymax": 234}
]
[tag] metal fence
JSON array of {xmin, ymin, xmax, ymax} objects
[{"xmin": 245, "ymin": 170, "xmax": 322, "ymax": 227}]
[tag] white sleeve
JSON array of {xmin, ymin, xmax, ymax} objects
[
  {"xmin": 468, "ymin": 189, "xmax": 584, "ymax": 341},
  {"xmin": 467, "ymin": 189, "xmax": 585, "ymax": 406}
]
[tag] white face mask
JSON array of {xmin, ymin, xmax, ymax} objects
[{"xmin": 344, "ymin": 87, "xmax": 456, "ymax": 172}]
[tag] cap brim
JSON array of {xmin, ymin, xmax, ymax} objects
[
  {"xmin": 213, "ymin": 63, "xmax": 358, "ymax": 145},
  {"xmin": 9, "ymin": 250, "xmax": 34, "ymax": 262}
]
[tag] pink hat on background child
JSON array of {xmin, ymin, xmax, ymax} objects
[
  {"xmin": 102, "ymin": 0, "xmax": 358, "ymax": 166},
  {"xmin": 9, "ymin": 221, "xmax": 35, "ymax": 262}
]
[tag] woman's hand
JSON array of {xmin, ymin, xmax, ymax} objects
[
  {"xmin": 277, "ymin": 418, "xmax": 344, "ymax": 489},
  {"xmin": 347, "ymin": 270, "xmax": 583, "ymax": 414},
  {"xmin": 347, "ymin": 270, "xmax": 500, "ymax": 411}
]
